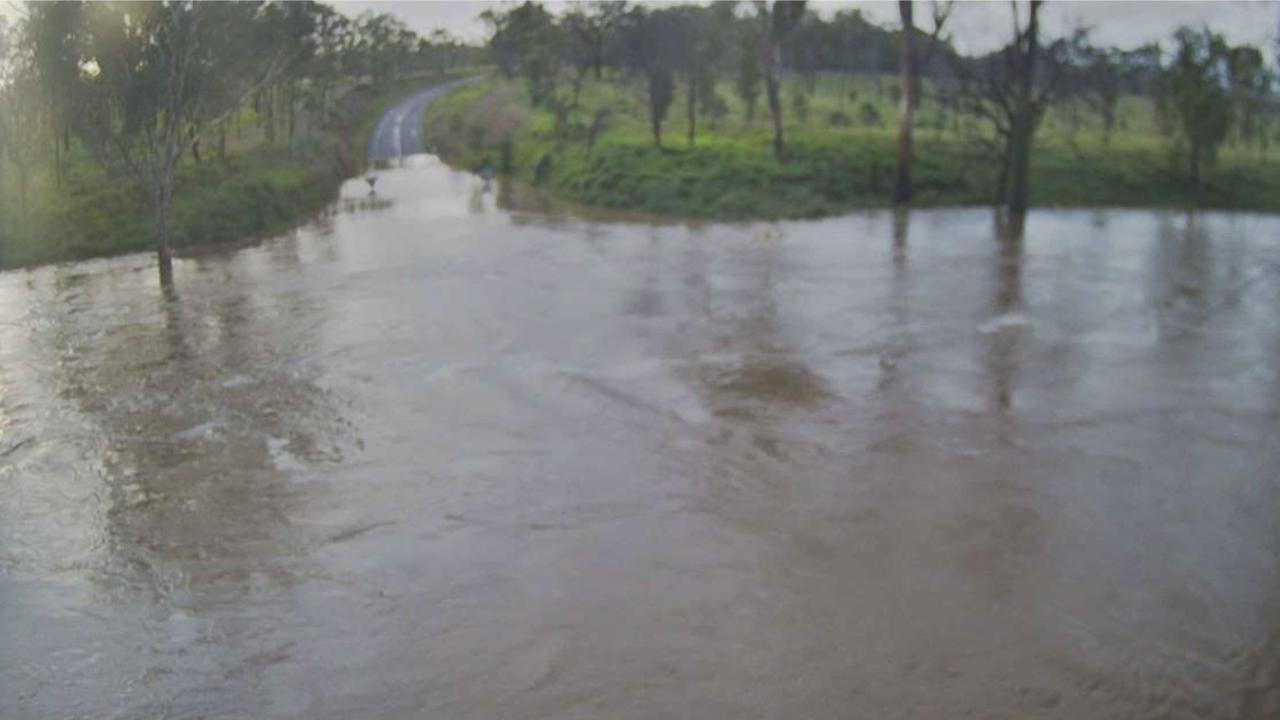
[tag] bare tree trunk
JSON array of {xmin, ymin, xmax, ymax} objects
[
  {"xmin": 287, "ymin": 83, "xmax": 296, "ymax": 155},
  {"xmin": 762, "ymin": 29, "xmax": 785, "ymax": 160},
  {"xmin": 753, "ymin": 1, "xmax": 788, "ymax": 159},
  {"xmin": 894, "ymin": 0, "xmax": 917, "ymax": 204},
  {"xmin": 52, "ymin": 124, "xmax": 62, "ymax": 189},
  {"xmin": 265, "ymin": 86, "xmax": 276, "ymax": 144},
  {"xmin": 153, "ymin": 6, "xmax": 196, "ymax": 289},
  {"xmin": 1190, "ymin": 142, "xmax": 1201, "ymax": 189},
  {"xmin": 18, "ymin": 164, "xmax": 28, "ymax": 217},
  {"xmin": 995, "ymin": 148, "xmax": 1011, "ymax": 206},
  {"xmin": 648, "ymin": 74, "xmax": 664, "ymax": 147},
  {"xmin": 687, "ymin": 80, "xmax": 697, "ymax": 147},
  {"xmin": 1007, "ymin": 0, "xmax": 1041, "ymax": 214},
  {"xmin": 154, "ymin": 171, "xmax": 174, "ymax": 288}
]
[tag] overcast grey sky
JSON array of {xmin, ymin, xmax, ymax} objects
[
  {"xmin": 2, "ymin": 1, "xmax": 1276, "ymax": 56},
  {"xmin": 328, "ymin": 1, "xmax": 1279, "ymax": 54}
]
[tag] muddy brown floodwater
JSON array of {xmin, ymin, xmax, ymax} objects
[{"xmin": 2, "ymin": 153, "xmax": 1280, "ymax": 719}]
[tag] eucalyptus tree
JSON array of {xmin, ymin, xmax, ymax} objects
[
  {"xmin": 0, "ymin": 16, "xmax": 46, "ymax": 217},
  {"xmin": 1226, "ymin": 44, "xmax": 1270, "ymax": 150},
  {"xmin": 949, "ymin": 1, "xmax": 1077, "ymax": 211},
  {"xmin": 666, "ymin": 3, "xmax": 734, "ymax": 147},
  {"xmin": 78, "ymin": 1, "xmax": 291, "ymax": 285},
  {"xmin": 24, "ymin": 1, "xmax": 83, "ymax": 186},
  {"xmin": 1003, "ymin": 0, "xmax": 1043, "ymax": 213},
  {"xmin": 301, "ymin": 4, "xmax": 353, "ymax": 135},
  {"xmin": 422, "ymin": 29, "xmax": 459, "ymax": 77},
  {"xmin": 753, "ymin": 0, "xmax": 806, "ymax": 159},
  {"xmin": 0, "ymin": 15, "xmax": 14, "ymax": 211},
  {"xmin": 1155, "ymin": 27, "xmax": 1233, "ymax": 187},
  {"xmin": 894, "ymin": 0, "xmax": 952, "ymax": 204},
  {"xmin": 563, "ymin": 1, "xmax": 627, "ymax": 82},
  {"xmin": 735, "ymin": 23, "xmax": 761, "ymax": 122},
  {"xmin": 562, "ymin": 8, "xmax": 598, "ymax": 107},
  {"xmin": 481, "ymin": 1, "xmax": 567, "ymax": 118},
  {"xmin": 1082, "ymin": 47, "xmax": 1120, "ymax": 145},
  {"xmin": 257, "ymin": 2, "xmax": 320, "ymax": 152},
  {"xmin": 618, "ymin": 5, "xmax": 679, "ymax": 147}
]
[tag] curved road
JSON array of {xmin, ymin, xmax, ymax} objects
[{"xmin": 366, "ymin": 78, "xmax": 474, "ymax": 163}]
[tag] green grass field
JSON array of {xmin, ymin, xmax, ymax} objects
[{"xmin": 425, "ymin": 74, "xmax": 1280, "ymax": 219}]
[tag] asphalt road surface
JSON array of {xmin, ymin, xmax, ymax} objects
[{"xmin": 366, "ymin": 78, "xmax": 472, "ymax": 163}]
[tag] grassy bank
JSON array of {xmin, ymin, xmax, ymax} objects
[
  {"xmin": 0, "ymin": 72, "xmax": 472, "ymax": 270},
  {"xmin": 424, "ymin": 76, "xmax": 1280, "ymax": 219}
]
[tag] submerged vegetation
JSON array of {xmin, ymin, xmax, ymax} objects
[
  {"xmin": 0, "ymin": 2, "xmax": 483, "ymax": 272},
  {"xmin": 426, "ymin": 1, "xmax": 1280, "ymax": 220}
]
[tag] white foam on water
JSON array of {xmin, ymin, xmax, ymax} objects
[{"xmin": 978, "ymin": 312, "xmax": 1032, "ymax": 334}]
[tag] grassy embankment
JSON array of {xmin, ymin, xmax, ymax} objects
[
  {"xmin": 0, "ymin": 72, "xmax": 475, "ymax": 270},
  {"xmin": 425, "ymin": 75, "xmax": 1280, "ymax": 219}
]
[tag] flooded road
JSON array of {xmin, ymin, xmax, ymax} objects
[{"xmin": 3, "ymin": 153, "xmax": 1280, "ymax": 719}]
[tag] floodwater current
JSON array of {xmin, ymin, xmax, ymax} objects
[{"xmin": 2, "ymin": 151, "xmax": 1280, "ymax": 719}]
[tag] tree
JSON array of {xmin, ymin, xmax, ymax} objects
[
  {"xmin": 305, "ymin": 5, "xmax": 354, "ymax": 128},
  {"xmin": 1005, "ymin": 0, "xmax": 1042, "ymax": 214},
  {"xmin": 482, "ymin": 2, "xmax": 555, "ymax": 82},
  {"xmin": 562, "ymin": 8, "xmax": 597, "ymax": 107},
  {"xmin": 668, "ymin": 4, "xmax": 733, "ymax": 147},
  {"xmin": 563, "ymin": 1, "xmax": 626, "ymax": 82},
  {"xmin": 1156, "ymin": 27, "xmax": 1233, "ymax": 187},
  {"xmin": 619, "ymin": 6, "xmax": 679, "ymax": 147},
  {"xmin": 949, "ymin": 1, "xmax": 1075, "ymax": 211},
  {"xmin": 481, "ymin": 2, "xmax": 564, "ymax": 112},
  {"xmin": 80, "ymin": 2, "xmax": 286, "ymax": 286},
  {"xmin": 25, "ymin": 1, "xmax": 83, "ymax": 187},
  {"xmin": 753, "ymin": 1, "xmax": 806, "ymax": 160},
  {"xmin": 1226, "ymin": 44, "xmax": 1270, "ymax": 149},
  {"xmin": 1082, "ymin": 47, "xmax": 1120, "ymax": 146},
  {"xmin": 894, "ymin": 0, "xmax": 952, "ymax": 204},
  {"xmin": 0, "ymin": 17, "xmax": 47, "ymax": 218},
  {"xmin": 735, "ymin": 25, "xmax": 761, "ymax": 122},
  {"xmin": 423, "ymin": 29, "xmax": 459, "ymax": 77}
]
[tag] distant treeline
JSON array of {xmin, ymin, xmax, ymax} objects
[
  {"xmin": 0, "ymin": 1, "xmax": 485, "ymax": 277},
  {"xmin": 479, "ymin": 0, "xmax": 1278, "ymax": 211}
]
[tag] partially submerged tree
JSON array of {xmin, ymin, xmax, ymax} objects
[
  {"xmin": 1004, "ymin": 0, "xmax": 1042, "ymax": 214},
  {"xmin": 80, "ymin": 2, "xmax": 291, "ymax": 286},
  {"xmin": 949, "ymin": 0, "xmax": 1077, "ymax": 211},
  {"xmin": 893, "ymin": 0, "xmax": 952, "ymax": 204}
]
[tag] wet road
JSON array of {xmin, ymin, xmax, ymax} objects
[
  {"xmin": 3, "ymin": 128, "xmax": 1280, "ymax": 718},
  {"xmin": 367, "ymin": 80, "xmax": 471, "ymax": 162}
]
